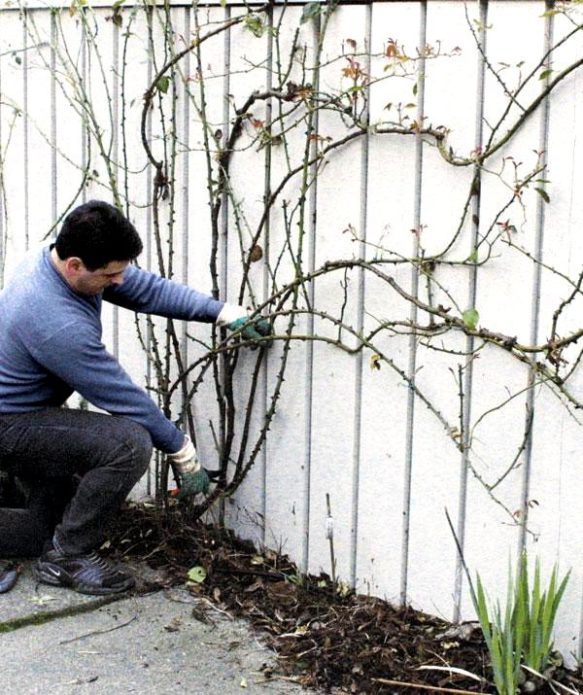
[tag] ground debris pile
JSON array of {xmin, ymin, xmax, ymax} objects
[{"xmin": 108, "ymin": 504, "xmax": 583, "ymax": 694}]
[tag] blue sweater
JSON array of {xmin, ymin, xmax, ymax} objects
[{"xmin": 0, "ymin": 247, "xmax": 224, "ymax": 453}]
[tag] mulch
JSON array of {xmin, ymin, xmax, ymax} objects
[{"xmin": 107, "ymin": 503, "xmax": 583, "ymax": 695}]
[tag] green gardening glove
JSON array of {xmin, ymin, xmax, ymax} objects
[
  {"xmin": 216, "ymin": 303, "xmax": 273, "ymax": 346},
  {"xmin": 177, "ymin": 469, "xmax": 210, "ymax": 500},
  {"xmin": 167, "ymin": 435, "xmax": 210, "ymax": 501},
  {"xmin": 227, "ymin": 316, "xmax": 272, "ymax": 343}
]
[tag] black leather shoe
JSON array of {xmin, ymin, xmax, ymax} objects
[{"xmin": 33, "ymin": 549, "xmax": 135, "ymax": 596}]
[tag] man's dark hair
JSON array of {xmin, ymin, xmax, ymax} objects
[{"xmin": 55, "ymin": 200, "xmax": 143, "ymax": 271}]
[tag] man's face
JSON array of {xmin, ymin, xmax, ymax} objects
[{"xmin": 69, "ymin": 258, "xmax": 129, "ymax": 296}]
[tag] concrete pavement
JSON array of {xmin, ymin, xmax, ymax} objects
[{"xmin": 0, "ymin": 561, "xmax": 317, "ymax": 695}]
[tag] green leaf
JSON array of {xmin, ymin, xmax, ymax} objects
[
  {"xmin": 244, "ymin": 14, "xmax": 265, "ymax": 37},
  {"xmin": 301, "ymin": 2, "xmax": 321, "ymax": 24},
  {"xmin": 462, "ymin": 308, "xmax": 479, "ymax": 331},
  {"xmin": 535, "ymin": 187, "xmax": 550, "ymax": 203},
  {"xmin": 187, "ymin": 565, "xmax": 207, "ymax": 583},
  {"xmin": 111, "ymin": 10, "xmax": 123, "ymax": 27},
  {"xmin": 156, "ymin": 75, "xmax": 170, "ymax": 94},
  {"xmin": 539, "ymin": 68, "xmax": 553, "ymax": 80}
]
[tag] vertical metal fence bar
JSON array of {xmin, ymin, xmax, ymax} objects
[
  {"xmin": 50, "ymin": 12, "xmax": 58, "ymax": 228},
  {"xmin": 302, "ymin": 10, "xmax": 321, "ymax": 575},
  {"xmin": 579, "ymin": 578, "xmax": 583, "ymax": 662},
  {"xmin": 260, "ymin": 3, "xmax": 274, "ymax": 546},
  {"xmin": 22, "ymin": 11, "xmax": 29, "ymax": 250},
  {"xmin": 81, "ymin": 11, "xmax": 89, "ymax": 206},
  {"xmin": 400, "ymin": 0, "xmax": 427, "ymax": 607},
  {"xmin": 145, "ymin": 5, "xmax": 154, "ymax": 496},
  {"xmin": 217, "ymin": 4, "xmax": 232, "ymax": 523},
  {"xmin": 452, "ymin": 0, "xmax": 488, "ymax": 624},
  {"xmin": 519, "ymin": 2, "xmax": 554, "ymax": 553},
  {"xmin": 349, "ymin": 0, "xmax": 373, "ymax": 590},
  {"xmin": 112, "ymin": 16, "xmax": 120, "ymax": 357},
  {"xmin": 180, "ymin": 6, "xmax": 191, "ymax": 424},
  {"xmin": 0, "ymin": 21, "xmax": 4, "ymax": 281},
  {"xmin": 220, "ymin": 6, "xmax": 231, "ymax": 304}
]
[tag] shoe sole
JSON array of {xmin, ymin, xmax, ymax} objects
[{"xmin": 32, "ymin": 564, "xmax": 135, "ymax": 596}]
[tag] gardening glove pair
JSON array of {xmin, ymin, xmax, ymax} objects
[
  {"xmin": 167, "ymin": 435, "xmax": 210, "ymax": 500},
  {"xmin": 216, "ymin": 303, "xmax": 273, "ymax": 345}
]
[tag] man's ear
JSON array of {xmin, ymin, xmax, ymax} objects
[{"xmin": 64, "ymin": 257, "xmax": 84, "ymax": 275}]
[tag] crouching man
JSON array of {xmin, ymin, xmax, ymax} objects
[{"xmin": 0, "ymin": 200, "xmax": 271, "ymax": 595}]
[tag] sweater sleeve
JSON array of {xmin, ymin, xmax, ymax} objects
[
  {"xmin": 23, "ymin": 322, "xmax": 185, "ymax": 454},
  {"xmin": 103, "ymin": 266, "xmax": 225, "ymax": 322}
]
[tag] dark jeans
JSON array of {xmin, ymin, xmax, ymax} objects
[{"xmin": 0, "ymin": 408, "xmax": 152, "ymax": 558}]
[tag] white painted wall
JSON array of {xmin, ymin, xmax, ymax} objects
[{"xmin": 1, "ymin": 0, "xmax": 583, "ymax": 663}]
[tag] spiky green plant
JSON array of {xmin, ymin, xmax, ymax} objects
[
  {"xmin": 474, "ymin": 569, "xmax": 523, "ymax": 695},
  {"xmin": 473, "ymin": 552, "xmax": 570, "ymax": 695},
  {"xmin": 513, "ymin": 554, "xmax": 570, "ymax": 673}
]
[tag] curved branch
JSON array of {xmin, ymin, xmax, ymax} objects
[{"xmin": 140, "ymin": 4, "xmax": 271, "ymax": 170}]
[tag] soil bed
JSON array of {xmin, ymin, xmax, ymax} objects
[{"xmin": 108, "ymin": 504, "xmax": 582, "ymax": 695}]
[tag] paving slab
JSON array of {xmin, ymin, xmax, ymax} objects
[{"xmin": 0, "ymin": 561, "xmax": 317, "ymax": 695}]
